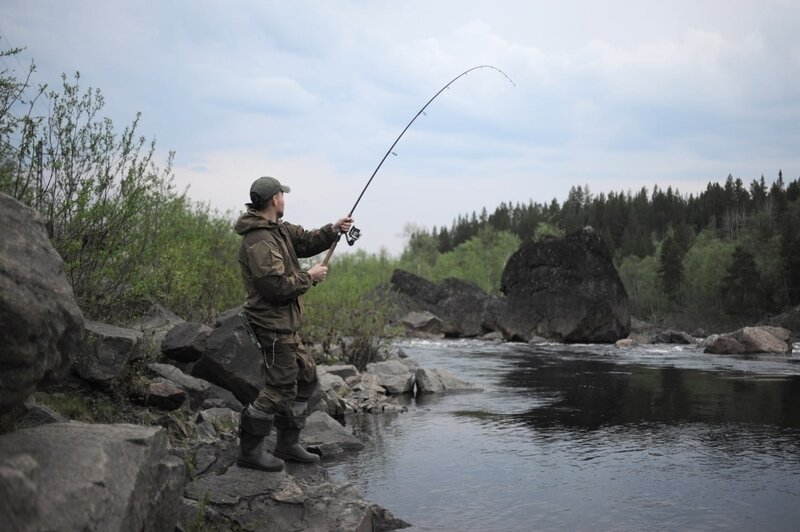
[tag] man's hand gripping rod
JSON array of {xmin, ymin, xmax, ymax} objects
[{"xmin": 321, "ymin": 65, "xmax": 514, "ymax": 267}]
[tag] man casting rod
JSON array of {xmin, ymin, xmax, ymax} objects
[{"xmin": 322, "ymin": 64, "xmax": 515, "ymax": 266}]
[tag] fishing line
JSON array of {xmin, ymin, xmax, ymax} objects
[{"xmin": 323, "ymin": 64, "xmax": 515, "ymax": 265}]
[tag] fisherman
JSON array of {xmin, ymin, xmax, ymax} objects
[{"xmin": 234, "ymin": 176, "xmax": 354, "ymax": 472}]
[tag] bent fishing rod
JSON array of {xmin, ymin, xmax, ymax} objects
[{"xmin": 321, "ymin": 64, "xmax": 515, "ymax": 266}]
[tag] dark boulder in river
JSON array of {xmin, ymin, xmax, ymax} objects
[{"xmin": 499, "ymin": 226, "xmax": 631, "ymax": 343}]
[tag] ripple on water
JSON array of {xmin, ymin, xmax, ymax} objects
[{"xmin": 328, "ymin": 339, "xmax": 800, "ymax": 531}]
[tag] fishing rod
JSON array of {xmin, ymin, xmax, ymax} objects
[{"xmin": 321, "ymin": 64, "xmax": 515, "ymax": 266}]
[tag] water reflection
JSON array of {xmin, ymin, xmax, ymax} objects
[
  {"xmin": 328, "ymin": 341, "xmax": 800, "ymax": 531},
  {"xmin": 501, "ymin": 349, "xmax": 800, "ymax": 430}
]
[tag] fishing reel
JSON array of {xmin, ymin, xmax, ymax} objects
[{"xmin": 345, "ymin": 226, "xmax": 361, "ymax": 246}]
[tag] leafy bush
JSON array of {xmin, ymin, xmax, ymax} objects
[
  {"xmin": 303, "ymin": 249, "xmax": 399, "ymax": 369},
  {"xmin": 0, "ymin": 47, "xmax": 243, "ymax": 324}
]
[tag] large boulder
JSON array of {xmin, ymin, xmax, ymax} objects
[
  {"xmin": 73, "ymin": 321, "xmax": 142, "ymax": 384},
  {"xmin": 499, "ymin": 227, "xmax": 630, "ymax": 343},
  {"xmin": 147, "ymin": 362, "xmax": 242, "ymax": 411},
  {"xmin": 704, "ymin": 326, "xmax": 793, "ymax": 354},
  {"xmin": 390, "ymin": 269, "xmax": 442, "ymax": 306},
  {"xmin": 0, "ymin": 193, "xmax": 84, "ymax": 412},
  {"xmin": 161, "ymin": 321, "xmax": 212, "ymax": 363},
  {"xmin": 390, "ymin": 270, "xmax": 504, "ymax": 338},
  {"xmin": 0, "ymin": 422, "xmax": 185, "ymax": 531},
  {"xmin": 191, "ymin": 307, "xmax": 263, "ymax": 405},
  {"xmin": 436, "ymin": 278, "xmax": 506, "ymax": 337}
]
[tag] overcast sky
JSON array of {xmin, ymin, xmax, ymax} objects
[{"xmin": 2, "ymin": 1, "xmax": 799, "ymax": 255}]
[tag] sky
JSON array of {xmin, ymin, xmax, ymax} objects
[{"xmin": 2, "ymin": 0, "xmax": 799, "ymax": 255}]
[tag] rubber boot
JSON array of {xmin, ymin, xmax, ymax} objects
[
  {"xmin": 274, "ymin": 425, "xmax": 320, "ymax": 463},
  {"xmin": 236, "ymin": 408, "xmax": 285, "ymax": 472}
]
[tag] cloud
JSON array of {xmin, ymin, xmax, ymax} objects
[{"xmin": 3, "ymin": 0, "xmax": 800, "ymax": 256}]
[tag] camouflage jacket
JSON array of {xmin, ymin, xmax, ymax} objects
[{"xmin": 235, "ymin": 209, "xmax": 336, "ymax": 333}]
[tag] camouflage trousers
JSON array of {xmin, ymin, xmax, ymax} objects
[{"xmin": 250, "ymin": 327, "xmax": 318, "ymax": 429}]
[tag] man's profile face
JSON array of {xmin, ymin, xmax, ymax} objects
[{"xmin": 274, "ymin": 191, "xmax": 285, "ymax": 219}]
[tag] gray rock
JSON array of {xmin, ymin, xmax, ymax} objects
[
  {"xmin": 162, "ymin": 321, "xmax": 212, "ymax": 363},
  {"xmin": 141, "ymin": 379, "xmax": 187, "ymax": 411},
  {"xmin": 760, "ymin": 305, "xmax": 800, "ymax": 334},
  {"xmin": 197, "ymin": 407, "xmax": 240, "ymax": 435},
  {"xmin": 19, "ymin": 399, "xmax": 68, "ymax": 428},
  {"xmin": 436, "ymin": 278, "xmax": 505, "ymax": 337},
  {"xmin": 318, "ymin": 371, "xmax": 348, "ymax": 394},
  {"xmin": 319, "ymin": 364, "xmax": 359, "ymax": 381},
  {"xmin": 0, "ymin": 453, "xmax": 39, "ymax": 528},
  {"xmin": 615, "ymin": 338, "xmax": 640, "ymax": 349},
  {"xmin": 500, "ymin": 226, "xmax": 631, "ymax": 343},
  {"xmin": 147, "ymin": 362, "xmax": 242, "ymax": 411},
  {"xmin": 303, "ymin": 411, "xmax": 364, "ymax": 455},
  {"xmin": 73, "ymin": 321, "xmax": 142, "ymax": 384},
  {"xmin": 181, "ymin": 438, "xmax": 405, "ymax": 532},
  {"xmin": 0, "ymin": 422, "xmax": 185, "ymax": 531},
  {"xmin": 389, "ymin": 270, "xmax": 504, "ymax": 338},
  {"xmin": 401, "ymin": 310, "xmax": 445, "ymax": 336},
  {"xmin": 0, "ymin": 192, "xmax": 84, "ymax": 412},
  {"xmin": 193, "ymin": 421, "xmax": 219, "ymax": 444},
  {"xmin": 390, "ymin": 269, "xmax": 443, "ymax": 305},
  {"xmin": 481, "ymin": 331, "xmax": 505, "ymax": 341},
  {"xmin": 414, "ymin": 368, "xmax": 484, "ymax": 394},
  {"xmin": 650, "ymin": 329, "xmax": 697, "ymax": 344},
  {"xmin": 366, "ymin": 360, "xmax": 415, "ymax": 395},
  {"xmin": 704, "ymin": 326, "xmax": 793, "ymax": 354},
  {"xmin": 128, "ymin": 303, "xmax": 185, "ymax": 354},
  {"xmin": 191, "ymin": 307, "xmax": 262, "ymax": 405}
]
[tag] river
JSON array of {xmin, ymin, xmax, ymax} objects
[{"xmin": 326, "ymin": 339, "xmax": 800, "ymax": 531}]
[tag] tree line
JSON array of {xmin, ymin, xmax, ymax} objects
[
  {"xmin": 4, "ymin": 42, "xmax": 796, "ymax": 335},
  {"xmin": 407, "ymin": 174, "xmax": 800, "ymax": 329}
]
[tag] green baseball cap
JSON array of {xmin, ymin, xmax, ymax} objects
[{"xmin": 250, "ymin": 176, "xmax": 290, "ymax": 200}]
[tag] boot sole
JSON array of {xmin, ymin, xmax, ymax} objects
[
  {"xmin": 236, "ymin": 457, "xmax": 285, "ymax": 472},
  {"xmin": 273, "ymin": 450, "xmax": 320, "ymax": 463}
]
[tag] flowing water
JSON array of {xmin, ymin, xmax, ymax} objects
[{"xmin": 326, "ymin": 340, "xmax": 800, "ymax": 531}]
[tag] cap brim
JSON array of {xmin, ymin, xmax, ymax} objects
[{"xmin": 280, "ymin": 185, "xmax": 291, "ymax": 193}]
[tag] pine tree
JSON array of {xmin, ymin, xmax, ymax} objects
[
  {"xmin": 720, "ymin": 246, "xmax": 762, "ymax": 314},
  {"xmin": 659, "ymin": 236, "xmax": 684, "ymax": 304}
]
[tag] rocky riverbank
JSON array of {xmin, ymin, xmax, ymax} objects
[
  {"xmin": 2, "ymin": 296, "xmax": 488, "ymax": 530},
  {"xmin": 2, "ymin": 192, "xmax": 796, "ymax": 530}
]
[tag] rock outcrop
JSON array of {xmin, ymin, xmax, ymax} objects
[
  {"xmin": 499, "ymin": 227, "xmax": 631, "ymax": 343},
  {"xmin": 191, "ymin": 307, "xmax": 263, "ymax": 405},
  {"xmin": 704, "ymin": 326, "xmax": 793, "ymax": 354},
  {"xmin": 0, "ymin": 193, "xmax": 84, "ymax": 412},
  {"xmin": 73, "ymin": 321, "xmax": 142, "ymax": 384},
  {"xmin": 389, "ymin": 270, "xmax": 504, "ymax": 338},
  {"xmin": 161, "ymin": 321, "xmax": 212, "ymax": 363},
  {"xmin": 761, "ymin": 306, "xmax": 800, "ymax": 335},
  {"xmin": 0, "ymin": 422, "xmax": 185, "ymax": 531}
]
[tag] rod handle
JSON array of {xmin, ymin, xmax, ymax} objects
[{"xmin": 322, "ymin": 237, "xmax": 340, "ymax": 266}]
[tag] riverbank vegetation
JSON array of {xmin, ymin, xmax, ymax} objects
[{"xmin": 3, "ymin": 45, "xmax": 797, "ymax": 339}]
